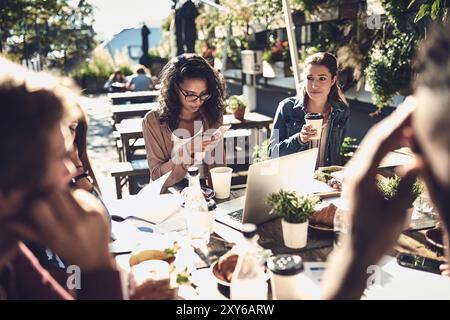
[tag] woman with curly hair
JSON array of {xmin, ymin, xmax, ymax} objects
[{"xmin": 142, "ymin": 53, "xmax": 227, "ymax": 190}]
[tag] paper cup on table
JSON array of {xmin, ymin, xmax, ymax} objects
[
  {"xmin": 210, "ymin": 167, "xmax": 233, "ymax": 199},
  {"xmin": 304, "ymin": 113, "xmax": 324, "ymax": 141}
]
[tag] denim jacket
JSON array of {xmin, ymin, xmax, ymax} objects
[{"xmin": 268, "ymin": 96, "xmax": 350, "ymax": 166}]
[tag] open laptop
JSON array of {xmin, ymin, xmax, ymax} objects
[{"xmin": 215, "ymin": 148, "xmax": 319, "ymax": 231}]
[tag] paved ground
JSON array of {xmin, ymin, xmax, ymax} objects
[{"xmin": 79, "ymin": 94, "xmax": 128, "ymax": 204}]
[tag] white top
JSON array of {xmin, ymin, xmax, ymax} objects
[{"xmin": 171, "ymin": 125, "xmax": 207, "ymax": 178}]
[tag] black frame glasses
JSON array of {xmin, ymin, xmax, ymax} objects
[{"xmin": 176, "ymin": 83, "xmax": 211, "ymax": 103}]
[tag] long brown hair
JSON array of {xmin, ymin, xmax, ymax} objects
[
  {"xmin": 158, "ymin": 53, "xmax": 226, "ymax": 131},
  {"xmin": 73, "ymin": 105, "xmax": 100, "ymax": 191},
  {"xmin": 302, "ymin": 52, "xmax": 348, "ymax": 107},
  {"xmin": 0, "ymin": 57, "xmax": 79, "ymax": 194}
]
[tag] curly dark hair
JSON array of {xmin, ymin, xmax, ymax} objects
[{"xmin": 158, "ymin": 53, "xmax": 226, "ymax": 130}]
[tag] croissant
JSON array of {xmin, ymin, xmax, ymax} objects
[{"xmin": 310, "ymin": 203, "xmax": 337, "ymax": 227}]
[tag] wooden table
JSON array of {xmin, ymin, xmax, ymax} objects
[
  {"xmin": 113, "ymin": 187, "xmax": 443, "ymax": 300},
  {"xmin": 216, "ymin": 190, "xmax": 444, "ymax": 261},
  {"xmin": 115, "ymin": 112, "xmax": 273, "ymax": 162},
  {"xmin": 111, "ymin": 102, "xmax": 158, "ymax": 124},
  {"xmin": 108, "ymin": 90, "xmax": 160, "ymax": 105}
]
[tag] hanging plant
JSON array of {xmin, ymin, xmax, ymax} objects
[
  {"xmin": 291, "ymin": 0, "xmax": 333, "ymax": 13},
  {"xmin": 364, "ymin": 0, "xmax": 421, "ymax": 111},
  {"xmin": 253, "ymin": 0, "xmax": 284, "ymax": 30},
  {"xmin": 365, "ymin": 32, "xmax": 415, "ymax": 109}
]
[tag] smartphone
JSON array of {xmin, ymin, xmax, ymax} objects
[
  {"xmin": 396, "ymin": 252, "xmax": 443, "ymax": 274},
  {"xmin": 204, "ymin": 124, "xmax": 232, "ymax": 141}
]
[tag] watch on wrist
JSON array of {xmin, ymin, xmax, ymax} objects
[{"xmin": 72, "ymin": 172, "xmax": 90, "ymax": 184}]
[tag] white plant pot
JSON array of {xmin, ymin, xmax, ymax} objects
[
  {"xmin": 273, "ymin": 61, "xmax": 285, "ymax": 78},
  {"xmin": 281, "ymin": 219, "xmax": 308, "ymax": 249}
]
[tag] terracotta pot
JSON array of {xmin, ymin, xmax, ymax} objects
[{"xmin": 233, "ymin": 108, "xmax": 245, "ymax": 121}]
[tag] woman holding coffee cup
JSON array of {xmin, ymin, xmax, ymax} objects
[{"xmin": 268, "ymin": 52, "xmax": 349, "ymax": 167}]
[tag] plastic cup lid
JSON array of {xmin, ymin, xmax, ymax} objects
[
  {"xmin": 304, "ymin": 112, "xmax": 323, "ymax": 120},
  {"xmin": 267, "ymin": 254, "xmax": 304, "ymax": 275}
]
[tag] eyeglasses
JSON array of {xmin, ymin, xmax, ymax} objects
[{"xmin": 176, "ymin": 83, "xmax": 211, "ymax": 103}]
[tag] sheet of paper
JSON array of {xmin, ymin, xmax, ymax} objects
[
  {"xmin": 364, "ymin": 256, "xmax": 450, "ymax": 300},
  {"xmin": 138, "ymin": 170, "xmax": 172, "ymax": 196},
  {"xmin": 152, "ymin": 210, "xmax": 188, "ymax": 234},
  {"xmin": 292, "ymin": 178, "xmax": 336, "ymax": 195},
  {"xmin": 110, "ymin": 220, "xmax": 146, "ymax": 254},
  {"xmin": 109, "ymin": 171, "xmax": 183, "ymax": 224},
  {"xmin": 295, "ymin": 256, "xmax": 450, "ymax": 300},
  {"xmin": 379, "ymin": 151, "xmax": 415, "ymax": 168}
]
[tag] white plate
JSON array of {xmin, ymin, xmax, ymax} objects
[{"xmin": 308, "ymin": 222, "xmax": 333, "ymax": 232}]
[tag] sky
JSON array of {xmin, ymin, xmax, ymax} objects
[{"xmin": 86, "ymin": 0, "xmax": 172, "ymax": 40}]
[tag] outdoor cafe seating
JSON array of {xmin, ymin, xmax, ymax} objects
[{"xmin": 107, "ymin": 144, "xmax": 450, "ymax": 300}]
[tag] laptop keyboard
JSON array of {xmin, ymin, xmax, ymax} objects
[{"xmin": 228, "ymin": 209, "xmax": 244, "ymax": 222}]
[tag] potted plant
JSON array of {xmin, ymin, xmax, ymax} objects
[
  {"xmin": 252, "ymin": 138, "xmax": 270, "ymax": 163},
  {"xmin": 340, "ymin": 136, "xmax": 358, "ymax": 165},
  {"xmin": 376, "ymin": 175, "xmax": 422, "ymax": 203},
  {"xmin": 262, "ymin": 39, "xmax": 290, "ymax": 77},
  {"xmin": 267, "ymin": 190, "xmax": 320, "ymax": 249},
  {"xmin": 376, "ymin": 175, "xmax": 423, "ymax": 229},
  {"xmin": 226, "ymin": 95, "xmax": 247, "ymax": 121}
]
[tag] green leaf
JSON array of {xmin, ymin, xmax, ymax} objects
[
  {"xmin": 414, "ymin": 4, "xmax": 431, "ymax": 22},
  {"xmin": 431, "ymin": 0, "xmax": 442, "ymax": 19},
  {"xmin": 267, "ymin": 190, "xmax": 320, "ymax": 223},
  {"xmin": 407, "ymin": 0, "xmax": 418, "ymax": 9}
]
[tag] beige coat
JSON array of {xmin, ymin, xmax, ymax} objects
[{"xmin": 142, "ymin": 110, "xmax": 225, "ymax": 191}]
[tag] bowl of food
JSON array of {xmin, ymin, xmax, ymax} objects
[
  {"xmin": 211, "ymin": 251, "xmax": 239, "ymax": 286},
  {"xmin": 129, "ymin": 260, "xmax": 179, "ymax": 300},
  {"xmin": 211, "ymin": 250, "xmax": 271, "ymax": 286},
  {"xmin": 314, "ymin": 166, "xmax": 344, "ymax": 190}
]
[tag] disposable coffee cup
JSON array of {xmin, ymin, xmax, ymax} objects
[
  {"xmin": 210, "ymin": 167, "xmax": 233, "ymax": 199},
  {"xmin": 267, "ymin": 254, "xmax": 304, "ymax": 300},
  {"xmin": 304, "ymin": 113, "xmax": 324, "ymax": 141}
]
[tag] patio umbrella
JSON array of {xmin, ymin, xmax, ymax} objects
[
  {"xmin": 180, "ymin": 0, "xmax": 199, "ymax": 53},
  {"xmin": 139, "ymin": 24, "xmax": 152, "ymax": 68},
  {"xmin": 174, "ymin": 1, "xmax": 184, "ymax": 55},
  {"xmin": 175, "ymin": 0, "xmax": 199, "ymax": 54}
]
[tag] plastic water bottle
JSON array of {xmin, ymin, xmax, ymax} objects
[
  {"xmin": 230, "ymin": 224, "xmax": 268, "ymax": 300},
  {"xmin": 182, "ymin": 167, "xmax": 210, "ymax": 246}
]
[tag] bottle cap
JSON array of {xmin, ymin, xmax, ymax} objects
[
  {"xmin": 267, "ymin": 254, "xmax": 304, "ymax": 276},
  {"xmin": 187, "ymin": 166, "xmax": 199, "ymax": 176},
  {"xmin": 207, "ymin": 199, "xmax": 217, "ymax": 211},
  {"xmin": 242, "ymin": 223, "xmax": 257, "ymax": 239}
]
